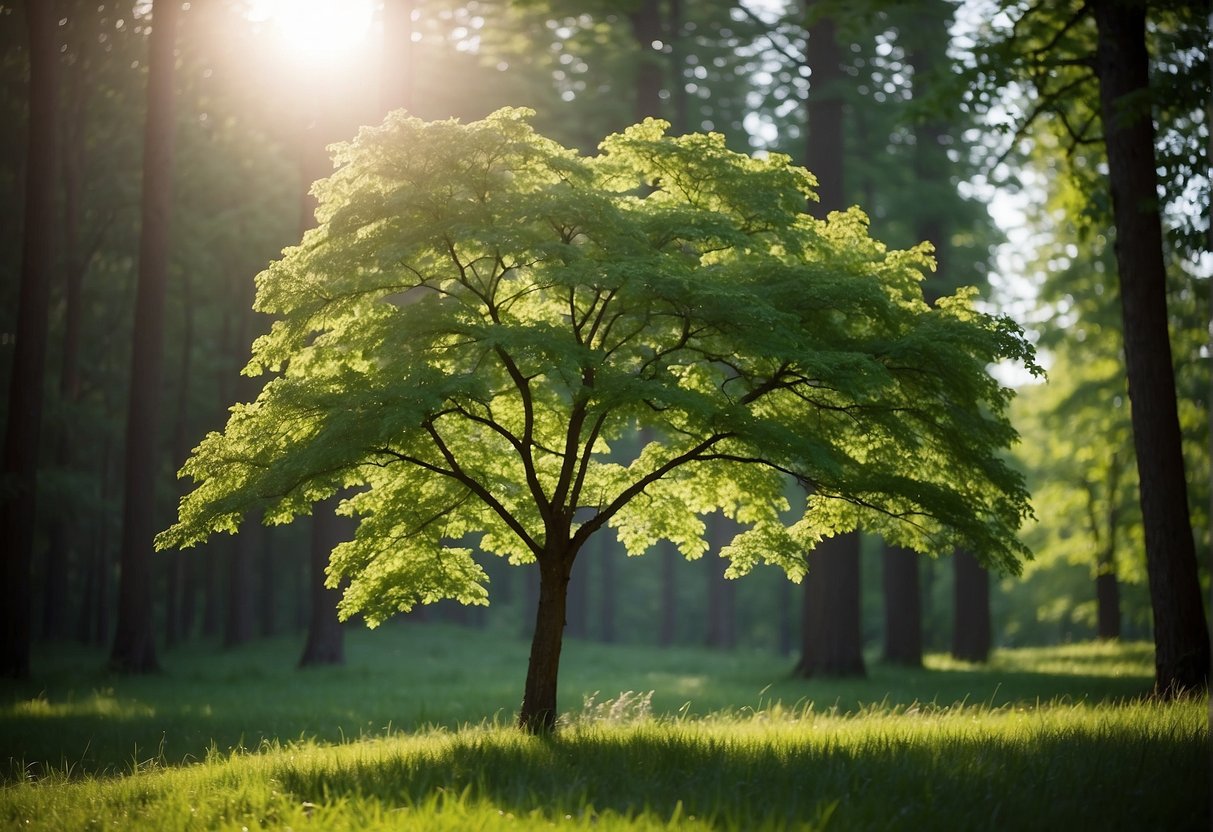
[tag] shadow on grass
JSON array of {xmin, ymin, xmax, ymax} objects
[
  {"xmin": 268, "ymin": 719, "xmax": 1208, "ymax": 831},
  {"xmin": 0, "ymin": 629, "xmax": 1160, "ymax": 783}
]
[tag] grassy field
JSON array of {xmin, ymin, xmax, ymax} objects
[{"xmin": 0, "ymin": 624, "xmax": 1207, "ymax": 829}]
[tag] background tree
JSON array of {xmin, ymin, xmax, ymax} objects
[
  {"xmin": 965, "ymin": 0, "xmax": 1209, "ymax": 692},
  {"xmin": 0, "ymin": 0, "xmax": 58, "ymax": 678},
  {"xmin": 109, "ymin": 0, "xmax": 181, "ymax": 673}
]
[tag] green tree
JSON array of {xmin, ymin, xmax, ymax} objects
[{"xmin": 158, "ymin": 109, "xmax": 1037, "ymax": 731}]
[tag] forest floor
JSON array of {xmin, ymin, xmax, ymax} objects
[{"xmin": 0, "ymin": 625, "xmax": 1207, "ymax": 830}]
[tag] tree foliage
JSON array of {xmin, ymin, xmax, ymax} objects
[{"xmin": 159, "ymin": 109, "xmax": 1037, "ymax": 632}]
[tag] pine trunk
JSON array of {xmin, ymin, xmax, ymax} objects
[
  {"xmin": 952, "ymin": 550, "xmax": 990, "ymax": 663},
  {"xmin": 1092, "ymin": 0, "xmax": 1209, "ymax": 695},
  {"xmin": 519, "ymin": 555, "xmax": 571, "ymax": 733},
  {"xmin": 110, "ymin": 0, "xmax": 180, "ymax": 674}
]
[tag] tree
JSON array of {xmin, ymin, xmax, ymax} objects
[
  {"xmin": 110, "ymin": 0, "xmax": 181, "ymax": 673},
  {"xmin": 1090, "ymin": 0, "xmax": 1208, "ymax": 695},
  {"xmin": 0, "ymin": 0, "xmax": 59, "ymax": 678},
  {"xmin": 965, "ymin": 0, "xmax": 1210, "ymax": 694},
  {"xmin": 158, "ymin": 109, "xmax": 1037, "ymax": 732},
  {"xmin": 795, "ymin": 2, "xmax": 866, "ymax": 679}
]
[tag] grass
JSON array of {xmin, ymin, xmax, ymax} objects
[{"xmin": 0, "ymin": 625, "xmax": 1208, "ymax": 830}]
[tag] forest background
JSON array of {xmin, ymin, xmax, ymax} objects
[{"xmin": 0, "ymin": 0, "xmax": 1208, "ymax": 683}]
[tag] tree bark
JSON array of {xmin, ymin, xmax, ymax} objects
[
  {"xmin": 882, "ymin": 545, "xmax": 922, "ymax": 666},
  {"xmin": 1092, "ymin": 0, "xmax": 1209, "ymax": 695},
  {"xmin": 797, "ymin": 533, "xmax": 865, "ymax": 677},
  {"xmin": 0, "ymin": 0, "xmax": 58, "ymax": 678},
  {"xmin": 952, "ymin": 550, "xmax": 990, "ymax": 663},
  {"xmin": 796, "ymin": 6, "xmax": 865, "ymax": 679},
  {"xmin": 299, "ymin": 496, "xmax": 349, "ymax": 666},
  {"xmin": 519, "ymin": 554, "xmax": 572, "ymax": 733},
  {"xmin": 109, "ymin": 0, "xmax": 180, "ymax": 674}
]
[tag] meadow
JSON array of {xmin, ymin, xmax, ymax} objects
[{"xmin": 1, "ymin": 624, "xmax": 1207, "ymax": 830}]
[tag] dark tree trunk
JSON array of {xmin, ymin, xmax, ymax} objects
[
  {"xmin": 1096, "ymin": 571, "xmax": 1121, "ymax": 641},
  {"xmin": 519, "ymin": 553, "xmax": 572, "ymax": 733},
  {"xmin": 629, "ymin": 0, "xmax": 664, "ymax": 121},
  {"xmin": 952, "ymin": 550, "xmax": 990, "ymax": 663},
  {"xmin": 165, "ymin": 267, "xmax": 194, "ymax": 648},
  {"xmin": 797, "ymin": 533, "xmax": 865, "ymax": 677},
  {"xmin": 1092, "ymin": 0, "xmax": 1209, "ymax": 695},
  {"xmin": 223, "ymin": 523, "xmax": 258, "ymax": 649},
  {"xmin": 109, "ymin": 0, "xmax": 180, "ymax": 674},
  {"xmin": 299, "ymin": 497, "xmax": 349, "ymax": 666},
  {"xmin": 0, "ymin": 0, "xmax": 58, "ymax": 678},
  {"xmin": 659, "ymin": 544, "xmax": 678, "ymax": 646},
  {"xmin": 599, "ymin": 536, "xmax": 617, "ymax": 643},
  {"xmin": 565, "ymin": 549, "xmax": 588, "ymax": 639},
  {"xmin": 796, "ymin": 7, "xmax": 864, "ymax": 679},
  {"xmin": 259, "ymin": 530, "xmax": 277, "ymax": 637},
  {"xmin": 705, "ymin": 513, "xmax": 736, "ymax": 650},
  {"xmin": 777, "ymin": 579, "xmax": 794, "ymax": 656},
  {"xmin": 201, "ymin": 541, "xmax": 222, "ymax": 638},
  {"xmin": 882, "ymin": 545, "xmax": 922, "ymax": 666}
]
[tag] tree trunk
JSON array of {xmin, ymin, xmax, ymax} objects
[
  {"xmin": 259, "ymin": 530, "xmax": 277, "ymax": 637},
  {"xmin": 658, "ymin": 544, "xmax": 678, "ymax": 646},
  {"xmin": 629, "ymin": 0, "xmax": 664, "ymax": 122},
  {"xmin": 109, "ymin": 0, "xmax": 180, "ymax": 674},
  {"xmin": 797, "ymin": 533, "xmax": 865, "ymax": 677},
  {"xmin": 299, "ymin": 496, "xmax": 349, "ymax": 666},
  {"xmin": 223, "ymin": 523, "xmax": 258, "ymax": 648},
  {"xmin": 519, "ymin": 554, "xmax": 571, "ymax": 733},
  {"xmin": 1096, "ymin": 571, "xmax": 1121, "ymax": 641},
  {"xmin": 882, "ymin": 544, "xmax": 922, "ymax": 666},
  {"xmin": 1092, "ymin": 0, "xmax": 1209, "ymax": 696},
  {"xmin": 0, "ymin": 0, "xmax": 58, "ymax": 678},
  {"xmin": 952, "ymin": 550, "xmax": 990, "ymax": 663},
  {"xmin": 796, "ymin": 7, "xmax": 863, "ymax": 679},
  {"xmin": 599, "ymin": 535, "xmax": 617, "ymax": 643},
  {"xmin": 165, "ymin": 267, "xmax": 194, "ymax": 648},
  {"xmin": 705, "ymin": 513, "xmax": 736, "ymax": 650}
]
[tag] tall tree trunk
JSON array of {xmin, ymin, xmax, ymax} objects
[
  {"xmin": 658, "ymin": 544, "xmax": 678, "ymax": 646},
  {"xmin": 519, "ymin": 551, "xmax": 572, "ymax": 733},
  {"xmin": 1092, "ymin": 0, "xmax": 1209, "ymax": 695},
  {"xmin": 110, "ymin": 0, "xmax": 180, "ymax": 674},
  {"xmin": 0, "ymin": 0, "xmax": 58, "ymax": 678},
  {"xmin": 629, "ymin": 0, "xmax": 664, "ymax": 122},
  {"xmin": 796, "ymin": 6, "xmax": 865, "ymax": 679},
  {"xmin": 599, "ymin": 535, "xmax": 617, "ymax": 643},
  {"xmin": 798, "ymin": 532, "xmax": 865, "ymax": 677},
  {"xmin": 882, "ymin": 545, "xmax": 922, "ymax": 666},
  {"xmin": 223, "ymin": 523, "xmax": 258, "ymax": 648},
  {"xmin": 705, "ymin": 513, "xmax": 736, "ymax": 650},
  {"xmin": 952, "ymin": 550, "xmax": 990, "ymax": 662},
  {"xmin": 259, "ymin": 530, "xmax": 277, "ymax": 637},
  {"xmin": 299, "ymin": 496, "xmax": 349, "ymax": 666},
  {"xmin": 164, "ymin": 267, "xmax": 194, "ymax": 648}
]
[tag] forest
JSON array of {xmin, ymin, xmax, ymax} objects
[{"xmin": 0, "ymin": 0, "xmax": 1209, "ymax": 828}]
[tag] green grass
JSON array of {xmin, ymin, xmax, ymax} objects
[{"xmin": 1, "ymin": 626, "xmax": 1208, "ymax": 830}]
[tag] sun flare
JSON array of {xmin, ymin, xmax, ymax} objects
[{"xmin": 248, "ymin": 0, "xmax": 375, "ymax": 63}]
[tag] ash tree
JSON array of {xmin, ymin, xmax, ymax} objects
[{"xmin": 158, "ymin": 108, "xmax": 1037, "ymax": 732}]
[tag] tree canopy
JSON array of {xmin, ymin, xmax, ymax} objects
[{"xmin": 159, "ymin": 108, "xmax": 1037, "ymax": 633}]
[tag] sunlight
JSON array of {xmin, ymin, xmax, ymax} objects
[{"xmin": 248, "ymin": 0, "xmax": 374, "ymax": 64}]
